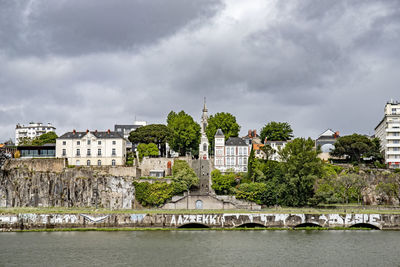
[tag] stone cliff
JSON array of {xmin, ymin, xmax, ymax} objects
[{"xmin": 0, "ymin": 159, "xmax": 135, "ymax": 209}]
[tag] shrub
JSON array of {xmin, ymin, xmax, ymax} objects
[
  {"xmin": 235, "ymin": 182, "xmax": 268, "ymax": 204},
  {"xmin": 211, "ymin": 169, "xmax": 236, "ymax": 195},
  {"xmin": 134, "ymin": 181, "xmax": 174, "ymax": 207}
]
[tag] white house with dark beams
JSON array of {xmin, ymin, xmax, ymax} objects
[
  {"xmin": 56, "ymin": 130, "xmax": 126, "ymax": 166},
  {"xmin": 214, "ymin": 129, "xmax": 250, "ymax": 173}
]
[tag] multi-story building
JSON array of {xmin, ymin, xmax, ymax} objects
[
  {"xmin": 199, "ymin": 99, "xmax": 210, "ymax": 160},
  {"xmin": 114, "ymin": 121, "xmax": 147, "ymax": 140},
  {"xmin": 375, "ymin": 100, "xmax": 400, "ymax": 168},
  {"xmin": 15, "ymin": 122, "xmax": 56, "ymax": 145},
  {"xmin": 214, "ymin": 129, "xmax": 250, "ymax": 173},
  {"xmin": 56, "ymin": 130, "xmax": 126, "ymax": 166}
]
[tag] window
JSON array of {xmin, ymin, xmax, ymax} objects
[
  {"xmin": 203, "ymin": 143, "xmax": 207, "ymax": 152},
  {"xmin": 97, "ymin": 160, "xmax": 101, "ymax": 166},
  {"xmin": 244, "ymin": 158, "xmax": 247, "ymax": 164},
  {"xmin": 239, "ymin": 157, "xmax": 242, "ymax": 165},
  {"xmin": 226, "ymin": 148, "xmax": 230, "ymax": 156},
  {"xmin": 231, "ymin": 147, "xmax": 235, "ymax": 155},
  {"xmin": 238, "ymin": 147, "xmax": 242, "ymax": 155},
  {"xmin": 87, "ymin": 140, "xmax": 91, "ymax": 145},
  {"xmin": 112, "ymin": 140, "xmax": 116, "ymax": 145},
  {"xmin": 392, "ymin": 108, "xmax": 397, "ymax": 114},
  {"xmin": 87, "ymin": 149, "xmax": 91, "ymax": 156},
  {"xmin": 231, "ymin": 157, "xmax": 235, "ymax": 165},
  {"xmin": 62, "ymin": 149, "xmax": 66, "ymax": 156},
  {"xmin": 112, "ymin": 159, "xmax": 116, "ymax": 166},
  {"xmin": 76, "ymin": 160, "xmax": 80, "ymax": 166},
  {"xmin": 63, "ymin": 141, "xmax": 66, "ymax": 145},
  {"xmin": 87, "ymin": 160, "xmax": 91, "ymax": 166},
  {"xmin": 77, "ymin": 141, "xmax": 80, "ymax": 145},
  {"xmin": 98, "ymin": 141, "xmax": 102, "ymax": 145},
  {"xmin": 227, "ymin": 157, "xmax": 230, "ymax": 165},
  {"xmin": 98, "ymin": 149, "xmax": 102, "ymax": 156},
  {"xmin": 76, "ymin": 149, "xmax": 80, "ymax": 156},
  {"xmin": 112, "ymin": 148, "xmax": 116, "ymax": 156},
  {"xmin": 394, "ymin": 140, "xmax": 399, "ymax": 144}
]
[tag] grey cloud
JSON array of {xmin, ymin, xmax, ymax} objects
[
  {"xmin": 0, "ymin": 0, "xmax": 222, "ymax": 56},
  {"xmin": 1, "ymin": 0, "xmax": 400, "ymax": 142}
]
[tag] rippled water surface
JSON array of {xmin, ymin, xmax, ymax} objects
[{"xmin": 1, "ymin": 230, "xmax": 399, "ymax": 266}]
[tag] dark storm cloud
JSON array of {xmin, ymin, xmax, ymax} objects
[
  {"xmin": 1, "ymin": 0, "xmax": 400, "ymax": 142},
  {"xmin": 0, "ymin": 0, "xmax": 222, "ymax": 56}
]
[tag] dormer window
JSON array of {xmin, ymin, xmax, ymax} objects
[
  {"xmin": 98, "ymin": 141, "xmax": 102, "ymax": 145},
  {"xmin": 87, "ymin": 140, "xmax": 91, "ymax": 145},
  {"xmin": 77, "ymin": 141, "xmax": 80, "ymax": 145}
]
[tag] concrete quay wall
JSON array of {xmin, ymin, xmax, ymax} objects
[{"xmin": 1, "ymin": 213, "xmax": 400, "ymax": 231}]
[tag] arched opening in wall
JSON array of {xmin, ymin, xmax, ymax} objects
[
  {"xmin": 178, "ymin": 223, "xmax": 210, "ymax": 229},
  {"xmin": 294, "ymin": 223, "xmax": 323, "ymax": 229},
  {"xmin": 236, "ymin": 223, "xmax": 266, "ymax": 228},
  {"xmin": 350, "ymin": 223, "xmax": 380, "ymax": 230}
]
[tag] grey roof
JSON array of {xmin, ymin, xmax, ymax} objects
[
  {"xmin": 58, "ymin": 131, "xmax": 124, "ymax": 139},
  {"xmin": 215, "ymin": 129, "xmax": 224, "ymax": 137},
  {"xmin": 226, "ymin": 137, "xmax": 248, "ymax": 146}
]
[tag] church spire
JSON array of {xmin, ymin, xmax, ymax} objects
[{"xmin": 203, "ymin": 97, "xmax": 208, "ymax": 112}]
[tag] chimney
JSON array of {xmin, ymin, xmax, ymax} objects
[
  {"xmin": 73, "ymin": 129, "xmax": 76, "ymax": 134},
  {"xmin": 253, "ymin": 129, "xmax": 257, "ymax": 138},
  {"xmin": 334, "ymin": 131, "xmax": 340, "ymax": 138},
  {"xmin": 95, "ymin": 130, "xmax": 98, "ymax": 134},
  {"xmin": 107, "ymin": 129, "xmax": 110, "ymax": 134},
  {"xmin": 248, "ymin": 130, "xmax": 252, "ymax": 138},
  {"xmin": 86, "ymin": 129, "xmax": 89, "ymax": 133}
]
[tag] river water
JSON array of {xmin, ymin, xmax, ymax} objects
[{"xmin": 0, "ymin": 230, "xmax": 399, "ymax": 266}]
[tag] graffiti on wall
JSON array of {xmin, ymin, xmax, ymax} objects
[
  {"xmin": 169, "ymin": 213, "xmax": 383, "ymax": 228},
  {"xmin": 130, "ymin": 214, "xmax": 146, "ymax": 223},
  {"xmin": 80, "ymin": 214, "xmax": 109, "ymax": 223}
]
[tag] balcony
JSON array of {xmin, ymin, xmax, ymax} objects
[
  {"xmin": 386, "ymin": 144, "xmax": 400, "ymax": 148},
  {"xmin": 386, "ymin": 128, "xmax": 400, "ymax": 132},
  {"xmin": 386, "ymin": 136, "xmax": 400, "ymax": 140},
  {"xmin": 386, "ymin": 151, "xmax": 400, "ymax": 155}
]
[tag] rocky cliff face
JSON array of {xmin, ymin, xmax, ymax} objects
[{"xmin": 0, "ymin": 159, "xmax": 135, "ymax": 209}]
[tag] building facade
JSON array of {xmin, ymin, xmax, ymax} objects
[
  {"xmin": 15, "ymin": 122, "xmax": 56, "ymax": 145},
  {"xmin": 214, "ymin": 129, "xmax": 250, "ymax": 173},
  {"xmin": 316, "ymin": 129, "xmax": 340, "ymax": 161},
  {"xmin": 56, "ymin": 130, "xmax": 126, "ymax": 166},
  {"xmin": 199, "ymin": 99, "xmax": 210, "ymax": 160},
  {"xmin": 375, "ymin": 100, "xmax": 400, "ymax": 168}
]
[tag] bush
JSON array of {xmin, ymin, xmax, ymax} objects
[
  {"xmin": 134, "ymin": 181, "xmax": 174, "ymax": 207},
  {"xmin": 235, "ymin": 182, "xmax": 268, "ymax": 204},
  {"xmin": 211, "ymin": 169, "xmax": 236, "ymax": 195},
  {"xmin": 172, "ymin": 160, "xmax": 199, "ymax": 193}
]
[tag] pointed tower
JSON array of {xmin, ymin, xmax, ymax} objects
[{"xmin": 199, "ymin": 97, "xmax": 209, "ymax": 160}]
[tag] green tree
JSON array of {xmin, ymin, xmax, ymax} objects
[
  {"xmin": 137, "ymin": 143, "xmax": 159, "ymax": 161},
  {"xmin": 172, "ymin": 160, "xmax": 199, "ymax": 193},
  {"xmin": 235, "ymin": 182, "xmax": 268, "ymax": 204},
  {"xmin": 167, "ymin": 111, "xmax": 201, "ymax": 156},
  {"xmin": 247, "ymin": 147, "xmax": 256, "ymax": 181},
  {"xmin": 206, "ymin": 112, "xmax": 240, "ymax": 150},
  {"xmin": 278, "ymin": 138, "xmax": 323, "ymax": 206},
  {"xmin": 129, "ymin": 124, "xmax": 172, "ymax": 156},
  {"xmin": 260, "ymin": 121, "xmax": 293, "ymax": 142},
  {"xmin": 32, "ymin": 132, "xmax": 58, "ymax": 145},
  {"xmin": 331, "ymin": 134, "xmax": 383, "ymax": 163},
  {"xmin": 211, "ymin": 169, "xmax": 236, "ymax": 194},
  {"xmin": 134, "ymin": 181, "xmax": 174, "ymax": 207},
  {"xmin": 261, "ymin": 144, "xmax": 275, "ymax": 161}
]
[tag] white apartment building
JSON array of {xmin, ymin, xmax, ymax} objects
[
  {"xmin": 15, "ymin": 122, "xmax": 56, "ymax": 145},
  {"xmin": 214, "ymin": 129, "xmax": 250, "ymax": 173},
  {"xmin": 56, "ymin": 130, "xmax": 126, "ymax": 166},
  {"xmin": 375, "ymin": 100, "xmax": 400, "ymax": 169}
]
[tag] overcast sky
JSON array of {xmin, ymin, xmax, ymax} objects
[{"xmin": 1, "ymin": 0, "xmax": 400, "ymax": 142}]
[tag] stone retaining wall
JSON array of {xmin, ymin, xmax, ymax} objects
[{"xmin": 1, "ymin": 213, "xmax": 399, "ymax": 230}]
